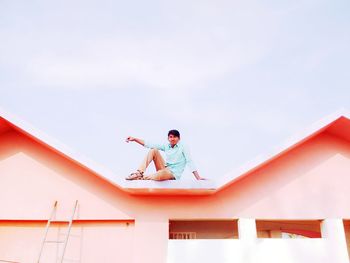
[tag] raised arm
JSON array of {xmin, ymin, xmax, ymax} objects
[
  {"xmin": 126, "ymin": 136, "xmax": 166, "ymax": 151},
  {"xmin": 126, "ymin": 136, "xmax": 145, "ymax": 146}
]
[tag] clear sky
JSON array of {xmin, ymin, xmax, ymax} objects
[{"xmin": 1, "ymin": 0, "xmax": 350, "ymax": 182}]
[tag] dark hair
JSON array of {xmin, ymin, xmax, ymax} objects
[{"xmin": 168, "ymin": 129, "xmax": 180, "ymax": 138}]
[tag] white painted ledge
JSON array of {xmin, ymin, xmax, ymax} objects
[{"xmin": 122, "ymin": 178, "xmax": 217, "ymax": 189}]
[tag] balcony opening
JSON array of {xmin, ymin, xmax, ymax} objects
[
  {"xmin": 256, "ymin": 219, "xmax": 322, "ymax": 238},
  {"xmin": 343, "ymin": 220, "xmax": 350, "ymax": 259},
  {"xmin": 169, "ymin": 219, "xmax": 239, "ymax": 239}
]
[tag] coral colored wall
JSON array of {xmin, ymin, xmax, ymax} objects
[
  {"xmin": 0, "ymin": 220, "xmax": 134, "ymax": 263},
  {"xmin": 1, "ymin": 128, "xmax": 350, "ymax": 262}
]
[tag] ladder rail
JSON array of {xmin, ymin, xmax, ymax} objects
[
  {"xmin": 60, "ymin": 200, "xmax": 79, "ymax": 263},
  {"xmin": 37, "ymin": 200, "xmax": 58, "ymax": 263}
]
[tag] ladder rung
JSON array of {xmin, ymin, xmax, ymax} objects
[
  {"xmin": 59, "ymin": 233, "xmax": 80, "ymax": 237},
  {"xmin": 44, "ymin": 240, "xmax": 65, "ymax": 243},
  {"xmin": 57, "ymin": 257, "xmax": 80, "ymax": 262}
]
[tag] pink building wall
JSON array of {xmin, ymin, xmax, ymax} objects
[{"xmin": 1, "ymin": 116, "xmax": 350, "ymax": 262}]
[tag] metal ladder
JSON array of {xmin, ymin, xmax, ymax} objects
[{"xmin": 37, "ymin": 200, "xmax": 78, "ymax": 263}]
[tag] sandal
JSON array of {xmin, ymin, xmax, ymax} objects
[{"xmin": 125, "ymin": 170, "xmax": 144, "ymax": 180}]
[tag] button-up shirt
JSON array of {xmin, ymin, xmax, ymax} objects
[{"xmin": 143, "ymin": 140, "xmax": 197, "ymax": 180}]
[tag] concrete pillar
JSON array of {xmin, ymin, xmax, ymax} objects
[
  {"xmin": 238, "ymin": 218, "xmax": 257, "ymax": 240},
  {"xmin": 133, "ymin": 217, "xmax": 169, "ymax": 263},
  {"xmin": 321, "ymin": 218, "xmax": 349, "ymax": 263}
]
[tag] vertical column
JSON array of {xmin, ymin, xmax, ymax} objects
[
  {"xmin": 321, "ymin": 218, "xmax": 349, "ymax": 263},
  {"xmin": 133, "ymin": 217, "xmax": 169, "ymax": 263},
  {"xmin": 237, "ymin": 218, "xmax": 257, "ymax": 263},
  {"xmin": 238, "ymin": 218, "xmax": 257, "ymax": 240}
]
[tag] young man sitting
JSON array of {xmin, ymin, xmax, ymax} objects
[{"xmin": 125, "ymin": 129, "xmax": 206, "ymax": 181}]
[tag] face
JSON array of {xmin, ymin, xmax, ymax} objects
[{"xmin": 168, "ymin": 134, "xmax": 180, "ymax": 146}]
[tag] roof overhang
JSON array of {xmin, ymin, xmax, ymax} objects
[{"xmin": 123, "ymin": 179, "xmax": 217, "ymax": 195}]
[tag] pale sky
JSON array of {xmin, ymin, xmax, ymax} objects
[{"xmin": 1, "ymin": 0, "xmax": 350, "ymax": 182}]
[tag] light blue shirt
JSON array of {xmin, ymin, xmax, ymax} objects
[{"xmin": 143, "ymin": 140, "xmax": 197, "ymax": 180}]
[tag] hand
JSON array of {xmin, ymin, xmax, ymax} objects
[
  {"xmin": 193, "ymin": 171, "xmax": 206, "ymax": 180},
  {"xmin": 197, "ymin": 177, "xmax": 207, "ymax": 180},
  {"xmin": 126, "ymin": 136, "xmax": 135, "ymax": 143}
]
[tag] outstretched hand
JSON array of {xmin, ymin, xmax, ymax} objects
[{"xmin": 126, "ymin": 136, "xmax": 135, "ymax": 143}]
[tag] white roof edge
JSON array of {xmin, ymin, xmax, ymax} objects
[
  {"xmin": 123, "ymin": 179, "xmax": 217, "ymax": 189},
  {"xmin": 215, "ymin": 108, "xmax": 350, "ymax": 191}
]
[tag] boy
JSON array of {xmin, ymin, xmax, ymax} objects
[{"xmin": 125, "ymin": 129, "xmax": 205, "ymax": 181}]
